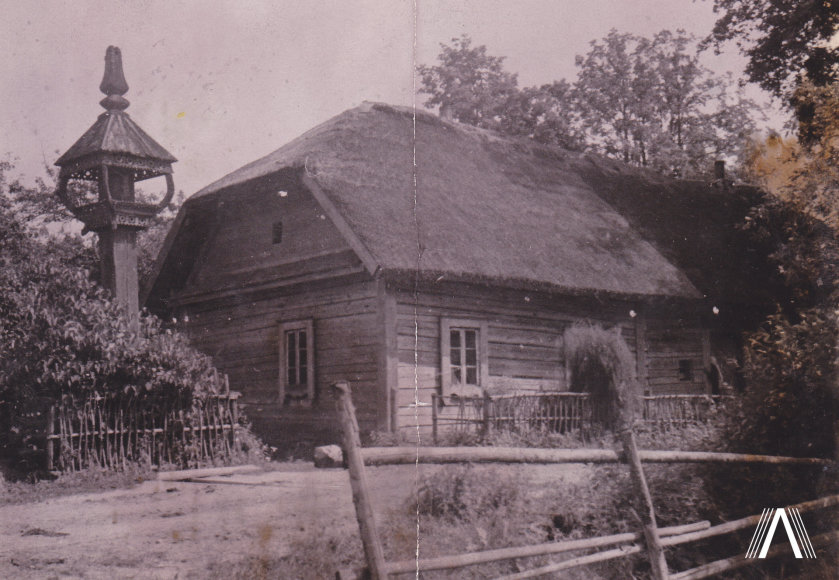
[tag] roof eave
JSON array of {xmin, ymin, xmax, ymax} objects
[{"xmin": 381, "ymin": 268, "xmax": 702, "ymax": 302}]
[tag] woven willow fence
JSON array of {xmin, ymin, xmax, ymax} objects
[
  {"xmin": 46, "ymin": 391, "xmax": 241, "ymax": 472},
  {"xmin": 432, "ymin": 393, "xmax": 729, "ymax": 441}
]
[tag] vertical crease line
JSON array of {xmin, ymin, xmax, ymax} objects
[{"xmin": 411, "ymin": 1, "xmax": 421, "ymax": 578}]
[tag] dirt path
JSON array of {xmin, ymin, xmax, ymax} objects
[{"xmin": 0, "ymin": 463, "xmax": 589, "ymax": 579}]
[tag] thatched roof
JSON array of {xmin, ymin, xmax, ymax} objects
[{"xmin": 148, "ymin": 102, "xmax": 770, "ymax": 308}]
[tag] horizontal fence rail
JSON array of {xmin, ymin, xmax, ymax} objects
[
  {"xmin": 432, "ymin": 393, "xmax": 731, "ymax": 441},
  {"xmin": 46, "ymin": 391, "xmax": 241, "ymax": 471},
  {"xmin": 383, "ymin": 520, "xmax": 711, "ymax": 576},
  {"xmin": 361, "ymin": 446, "xmax": 836, "ymax": 467},
  {"xmin": 333, "ymin": 380, "xmax": 836, "ymax": 580}
]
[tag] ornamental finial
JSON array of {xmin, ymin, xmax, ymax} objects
[{"xmin": 99, "ymin": 46, "xmax": 130, "ymax": 111}]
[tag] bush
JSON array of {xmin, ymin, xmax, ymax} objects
[
  {"xmin": 0, "ymin": 171, "xmax": 260, "ymax": 473},
  {"xmin": 391, "ymin": 465, "xmax": 540, "ymax": 578},
  {"xmin": 415, "ymin": 464, "xmax": 523, "ymax": 522}
]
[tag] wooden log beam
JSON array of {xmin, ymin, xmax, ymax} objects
[
  {"xmin": 384, "ymin": 520, "xmax": 709, "ymax": 575},
  {"xmin": 661, "ymin": 492, "xmax": 839, "ymax": 547},
  {"xmin": 333, "ymin": 380, "xmax": 388, "ymax": 580},
  {"xmin": 621, "ymin": 429, "xmax": 669, "ymax": 579},
  {"xmin": 361, "ymin": 447, "xmax": 836, "ymax": 466},
  {"xmin": 157, "ymin": 465, "xmax": 262, "ymax": 481},
  {"xmin": 493, "ymin": 544, "xmax": 642, "ymax": 580}
]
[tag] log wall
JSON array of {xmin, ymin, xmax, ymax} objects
[
  {"xmin": 167, "ymin": 178, "xmax": 384, "ymax": 447},
  {"xmin": 390, "ymin": 283, "xmax": 707, "ymax": 432},
  {"xmin": 188, "ymin": 180, "xmax": 353, "ymax": 294},
  {"xmin": 178, "ymin": 279, "xmax": 383, "ymax": 445},
  {"xmin": 643, "ymin": 318, "xmax": 709, "ymax": 395}
]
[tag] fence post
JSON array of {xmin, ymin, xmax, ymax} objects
[
  {"xmin": 620, "ymin": 428, "xmax": 669, "ymax": 580},
  {"xmin": 431, "ymin": 393, "xmax": 438, "ymax": 445},
  {"xmin": 332, "ymin": 380, "xmax": 388, "ymax": 580},
  {"xmin": 47, "ymin": 405, "xmax": 55, "ymax": 471},
  {"xmin": 482, "ymin": 391, "xmax": 492, "ymax": 439}
]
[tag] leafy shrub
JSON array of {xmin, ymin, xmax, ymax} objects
[
  {"xmin": 414, "ymin": 464, "xmax": 523, "ymax": 522},
  {"xmin": 0, "ymin": 168, "xmax": 262, "ymax": 473},
  {"xmin": 390, "ymin": 465, "xmax": 544, "ymax": 578},
  {"xmin": 735, "ymin": 309, "xmax": 838, "ymax": 459}
]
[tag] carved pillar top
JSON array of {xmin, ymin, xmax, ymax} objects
[{"xmin": 99, "ymin": 46, "xmax": 130, "ymax": 111}]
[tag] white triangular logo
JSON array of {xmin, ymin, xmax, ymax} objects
[{"xmin": 745, "ymin": 508, "xmax": 816, "ymax": 559}]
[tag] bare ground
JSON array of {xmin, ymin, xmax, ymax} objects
[{"xmin": 0, "ymin": 463, "xmax": 589, "ymax": 579}]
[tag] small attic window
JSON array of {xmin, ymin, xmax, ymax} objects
[
  {"xmin": 678, "ymin": 359, "xmax": 693, "ymax": 381},
  {"xmin": 272, "ymin": 221, "xmax": 283, "ymax": 245}
]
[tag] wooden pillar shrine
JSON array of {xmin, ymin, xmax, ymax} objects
[{"xmin": 55, "ymin": 46, "xmax": 176, "ymax": 315}]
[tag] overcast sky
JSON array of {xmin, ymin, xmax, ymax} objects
[{"xmin": 1, "ymin": 0, "xmax": 781, "ymax": 196}]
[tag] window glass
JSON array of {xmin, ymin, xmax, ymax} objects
[{"xmin": 450, "ymin": 327, "xmax": 480, "ymax": 386}]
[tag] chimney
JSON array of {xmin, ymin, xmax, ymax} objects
[{"xmin": 714, "ymin": 160, "xmax": 725, "ymax": 181}]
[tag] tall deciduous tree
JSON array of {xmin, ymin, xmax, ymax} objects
[
  {"xmin": 417, "ymin": 35, "xmax": 519, "ymax": 128},
  {"xmin": 418, "ymin": 35, "xmax": 585, "ymax": 151},
  {"xmin": 746, "ymin": 81, "xmax": 839, "ymax": 229},
  {"xmin": 419, "ymin": 32, "xmax": 757, "ymax": 176},
  {"xmin": 706, "ymin": 0, "xmax": 839, "ymax": 98},
  {"xmin": 574, "ymin": 29, "xmax": 758, "ymax": 177}
]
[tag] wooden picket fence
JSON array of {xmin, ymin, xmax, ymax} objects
[
  {"xmin": 431, "ymin": 392, "xmax": 729, "ymax": 441},
  {"xmin": 46, "ymin": 390, "xmax": 241, "ymax": 472},
  {"xmin": 642, "ymin": 394, "xmax": 731, "ymax": 427},
  {"xmin": 332, "ymin": 381, "xmax": 837, "ymax": 580}
]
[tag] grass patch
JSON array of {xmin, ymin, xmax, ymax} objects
[
  {"xmin": 0, "ymin": 464, "xmax": 153, "ymax": 506},
  {"xmin": 198, "ymin": 525, "xmax": 363, "ymax": 580}
]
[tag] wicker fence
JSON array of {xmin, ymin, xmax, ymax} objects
[
  {"xmin": 431, "ymin": 392, "xmax": 729, "ymax": 441},
  {"xmin": 641, "ymin": 394, "xmax": 727, "ymax": 426},
  {"xmin": 46, "ymin": 391, "xmax": 241, "ymax": 472}
]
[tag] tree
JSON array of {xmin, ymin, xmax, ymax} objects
[
  {"xmin": 574, "ymin": 29, "xmax": 758, "ymax": 176},
  {"xmin": 735, "ymin": 81, "xmax": 839, "ymax": 464},
  {"xmin": 746, "ymin": 80, "xmax": 839, "ymax": 230},
  {"xmin": 0, "ymin": 161, "xmax": 220, "ymax": 471},
  {"xmin": 418, "ymin": 35, "xmax": 519, "ymax": 128},
  {"xmin": 418, "ymin": 32, "xmax": 758, "ymax": 176},
  {"xmin": 706, "ymin": 0, "xmax": 839, "ymax": 99},
  {"xmin": 418, "ymin": 35, "xmax": 585, "ymax": 151},
  {"xmin": 495, "ymin": 82, "xmax": 586, "ymax": 151}
]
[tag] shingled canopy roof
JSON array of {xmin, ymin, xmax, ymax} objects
[{"xmin": 147, "ymin": 102, "xmax": 768, "ymax": 309}]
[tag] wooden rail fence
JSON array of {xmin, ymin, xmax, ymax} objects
[
  {"xmin": 334, "ymin": 381, "xmax": 837, "ymax": 580},
  {"xmin": 46, "ymin": 390, "xmax": 241, "ymax": 471},
  {"xmin": 431, "ymin": 392, "xmax": 730, "ymax": 441}
]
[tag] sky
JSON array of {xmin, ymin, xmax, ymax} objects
[{"xmin": 0, "ymin": 0, "xmax": 782, "ymax": 197}]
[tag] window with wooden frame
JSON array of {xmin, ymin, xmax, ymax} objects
[
  {"xmin": 279, "ymin": 319, "xmax": 315, "ymax": 404},
  {"xmin": 440, "ymin": 318, "xmax": 489, "ymax": 397}
]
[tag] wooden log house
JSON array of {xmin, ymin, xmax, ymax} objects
[{"xmin": 144, "ymin": 102, "xmax": 770, "ymax": 446}]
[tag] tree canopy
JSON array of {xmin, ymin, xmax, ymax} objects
[
  {"xmin": 706, "ymin": 0, "xmax": 839, "ymax": 98},
  {"xmin": 419, "ymin": 31, "xmax": 758, "ymax": 177},
  {"xmin": 0, "ymin": 160, "xmax": 219, "ymax": 469},
  {"xmin": 574, "ymin": 29, "xmax": 757, "ymax": 176}
]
